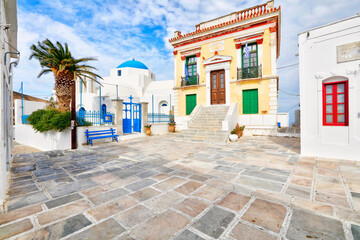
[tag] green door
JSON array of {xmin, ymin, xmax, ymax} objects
[
  {"xmin": 243, "ymin": 89, "xmax": 258, "ymax": 114},
  {"xmin": 186, "ymin": 94, "xmax": 197, "ymax": 115}
]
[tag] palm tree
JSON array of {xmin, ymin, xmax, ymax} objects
[{"xmin": 30, "ymin": 39, "xmax": 102, "ymax": 111}]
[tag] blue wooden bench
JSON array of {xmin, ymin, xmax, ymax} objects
[{"xmin": 85, "ymin": 128, "xmax": 119, "ymax": 146}]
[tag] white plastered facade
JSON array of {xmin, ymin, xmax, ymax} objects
[
  {"xmin": 75, "ymin": 66, "xmax": 174, "ymax": 116},
  {"xmin": 299, "ymin": 15, "xmax": 360, "ymax": 161}
]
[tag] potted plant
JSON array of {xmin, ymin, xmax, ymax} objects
[
  {"xmin": 229, "ymin": 129, "xmax": 238, "ymax": 142},
  {"xmin": 168, "ymin": 119, "xmax": 176, "ymax": 133},
  {"xmin": 144, "ymin": 124, "xmax": 152, "ymax": 136},
  {"xmin": 234, "ymin": 124, "xmax": 245, "ymax": 138}
]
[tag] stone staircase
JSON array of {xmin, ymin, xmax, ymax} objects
[{"xmin": 176, "ymin": 105, "xmax": 230, "ymax": 143}]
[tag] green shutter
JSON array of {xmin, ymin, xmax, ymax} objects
[
  {"xmin": 243, "ymin": 89, "xmax": 258, "ymax": 114},
  {"xmin": 186, "ymin": 94, "xmax": 197, "ymax": 115}
]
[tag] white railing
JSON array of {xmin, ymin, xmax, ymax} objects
[{"xmin": 222, "ymin": 103, "xmax": 239, "ymax": 131}]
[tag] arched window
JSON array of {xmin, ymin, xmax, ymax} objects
[
  {"xmin": 79, "ymin": 107, "xmax": 86, "ymax": 115},
  {"xmin": 102, "ymin": 104, "xmax": 107, "ymax": 116},
  {"xmin": 159, "ymin": 101, "xmax": 168, "ymax": 114}
]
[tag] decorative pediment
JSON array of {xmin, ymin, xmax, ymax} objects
[{"xmin": 203, "ymin": 55, "xmax": 232, "ymax": 66}]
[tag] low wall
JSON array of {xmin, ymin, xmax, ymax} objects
[
  {"xmin": 15, "ymin": 124, "xmax": 71, "ymax": 151},
  {"xmin": 277, "ymin": 112, "xmax": 289, "ymax": 127},
  {"xmin": 150, "ymin": 123, "xmax": 169, "ymax": 135},
  {"xmin": 15, "ymin": 125, "xmax": 120, "ymax": 150},
  {"xmin": 77, "ymin": 125, "xmax": 117, "ymax": 148},
  {"xmin": 243, "ymin": 126, "xmax": 278, "ymax": 136}
]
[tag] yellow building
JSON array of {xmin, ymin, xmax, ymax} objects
[{"xmin": 169, "ymin": 1, "xmax": 283, "ymax": 135}]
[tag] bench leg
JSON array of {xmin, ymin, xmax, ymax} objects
[{"xmin": 91, "ymin": 140, "xmax": 93, "ymax": 146}]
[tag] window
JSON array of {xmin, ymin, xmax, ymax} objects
[
  {"xmin": 323, "ymin": 81, "xmax": 348, "ymax": 126},
  {"xmin": 243, "ymin": 89, "xmax": 258, "ymax": 114},
  {"xmin": 118, "ymin": 70, "xmax": 121, "ymax": 76},
  {"xmin": 241, "ymin": 43, "xmax": 258, "ymax": 79},
  {"xmin": 185, "ymin": 55, "xmax": 198, "ymax": 85},
  {"xmin": 102, "ymin": 104, "xmax": 107, "ymax": 116}
]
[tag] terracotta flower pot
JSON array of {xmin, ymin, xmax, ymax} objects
[
  {"xmin": 146, "ymin": 128, "xmax": 151, "ymax": 136},
  {"xmin": 237, "ymin": 130, "xmax": 243, "ymax": 138},
  {"xmin": 169, "ymin": 125, "xmax": 175, "ymax": 133}
]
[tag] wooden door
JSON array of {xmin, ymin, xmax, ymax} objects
[{"xmin": 211, "ymin": 70, "xmax": 225, "ymax": 104}]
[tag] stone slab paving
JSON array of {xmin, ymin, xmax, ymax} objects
[{"xmin": 1, "ymin": 136, "xmax": 360, "ymax": 239}]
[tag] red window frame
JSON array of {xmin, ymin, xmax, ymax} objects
[{"xmin": 322, "ymin": 80, "xmax": 348, "ymax": 126}]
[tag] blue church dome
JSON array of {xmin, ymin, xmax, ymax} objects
[{"xmin": 117, "ymin": 59, "xmax": 149, "ymax": 70}]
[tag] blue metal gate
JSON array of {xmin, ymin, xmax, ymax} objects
[
  {"xmin": 133, "ymin": 103, "xmax": 141, "ymax": 133},
  {"xmin": 123, "ymin": 95, "xmax": 141, "ymax": 134}
]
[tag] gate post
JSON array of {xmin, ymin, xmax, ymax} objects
[
  {"xmin": 140, "ymin": 102, "xmax": 148, "ymax": 133},
  {"xmin": 112, "ymin": 99, "xmax": 124, "ymax": 135}
]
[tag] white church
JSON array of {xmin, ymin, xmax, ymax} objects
[{"xmin": 75, "ymin": 59, "xmax": 174, "ymax": 115}]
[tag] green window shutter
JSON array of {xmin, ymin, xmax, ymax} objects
[
  {"xmin": 186, "ymin": 94, "xmax": 197, "ymax": 115},
  {"xmin": 243, "ymin": 89, "xmax": 258, "ymax": 114}
]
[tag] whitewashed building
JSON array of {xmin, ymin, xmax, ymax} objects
[
  {"xmin": 0, "ymin": 0, "xmax": 19, "ymax": 205},
  {"xmin": 299, "ymin": 14, "xmax": 360, "ymax": 161},
  {"xmin": 76, "ymin": 59, "xmax": 173, "ymax": 115}
]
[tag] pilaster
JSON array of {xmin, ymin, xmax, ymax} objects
[{"xmin": 111, "ymin": 99, "xmax": 123, "ymax": 135}]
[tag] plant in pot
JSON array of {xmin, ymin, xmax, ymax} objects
[
  {"xmin": 168, "ymin": 119, "xmax": 176, "ymax": 133},
  {"xmin": 144, "ymin": 124, "xmax": 152, "ymax": 136},
  {"xmin": 229, "ymin": 129, "xmax": 238, "ymax": 142},
  {"xmin": 234, "ymin": 124, "xmax": 245, "ymax": 138}
]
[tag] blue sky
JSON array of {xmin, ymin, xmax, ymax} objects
[{"xmin": 14, "ymin": 0, "xmax": 360, "ymax": 123}]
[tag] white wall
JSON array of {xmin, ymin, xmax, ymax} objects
[
  {"xmin": 15, "ymin": 124, "xmax": 71, "ymax": 151},
  {"xmin": 239, "ymin": 114, "xmax": 277, "ymax": 126},
  {"xmin": 299, "ymin": 15, "xmax": 360, "ymax": 161},
  {"xmin": 75, "ymin": 67, "xmax": 174, "ymax": 118},
  {"xmin": 149, "ymin": 123, "xmax": 169, "ymax": 135},
  {"xmin": 277, "ymin": 112, "xmax": 289, "ymax": 127},
  {"xmin": 0, "ymin": 0, "xmax": 18, "ymax": 205},
  {"xmin": 14, "ymin": 99, "xmax": 47, "ymax": 125}
]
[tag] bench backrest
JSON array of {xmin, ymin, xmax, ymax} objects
[{"xmin": 85, "ymin": 128, "xmax": 116, "ymax": 137}]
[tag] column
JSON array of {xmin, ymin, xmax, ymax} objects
[
  {"xmin": 111, "ymin": 99, "xmax": 123, "ymax": 135},
  {"xmin": 140, "ymin": 102, "xmax": 149, "ymax": 133}
]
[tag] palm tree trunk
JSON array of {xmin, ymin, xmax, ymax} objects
[{"xmin": 54, "ymin": 72, "xmax": 74, "ymax": 112}]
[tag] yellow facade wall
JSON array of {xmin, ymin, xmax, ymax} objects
[
  {"xmin": 176, "ymin": 86, "xmax": 206, "ymax": 116},
  {"xmin": 174, "ymin": 26, "xmax": 275, "ymax": 117}
]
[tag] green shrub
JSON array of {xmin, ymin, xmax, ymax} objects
[{"xmin": 27, "ymin": 109, "xmax": 71, "ymax": 132}]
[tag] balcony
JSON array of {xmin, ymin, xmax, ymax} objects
[
  {"xmin": 237, "ymin": 64, "xmax": 262, "ymax": 80},
  {"xmin": 181, "ymin": 74, "xmax": 199, "ymax": 87}
]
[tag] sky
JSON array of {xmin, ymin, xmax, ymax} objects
[{"xmin": 13, "ymin": 0, "xmax": 360, "ymax": 123}]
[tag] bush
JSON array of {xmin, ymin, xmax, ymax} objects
[{"xmin": 27, "ymin": 109, "xmax": 71, "ymax": 132}]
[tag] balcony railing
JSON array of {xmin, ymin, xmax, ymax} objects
[
  {"xmin": 181, "ymin": 74, "xmax": 199, "ymax": 87},
  {"xmin": 237, "ymin": 64, "xmax": 262, "ymax": 80}
]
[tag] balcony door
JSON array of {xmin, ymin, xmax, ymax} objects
[{"xmin": 211, "ymin": 70, "xmax": 226, "ymax": 105}]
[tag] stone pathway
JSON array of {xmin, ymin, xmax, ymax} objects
[
  {"xmin": 1, "ymin": 136, "xmax": 360, "ymax": 240},
  {"xmin": 11, "ymin": 141, "xmax": 42, "ymax": 155}
]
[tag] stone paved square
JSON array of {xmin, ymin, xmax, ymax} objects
[{"xmin": 1, "ymin": 136, "xmax": 359, "ymax": 239}]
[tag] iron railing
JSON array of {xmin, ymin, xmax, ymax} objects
[
  {"xmin": 237, "ymin": 64, "xmax": 262, "ymax": 80},
  {"xmin": 181, "ymin": 74, "xmax": 199, "ymax": 87},
  {"xmin": 76, "ymin": 110, "xmax": 115, "ymax": 126},
  {"xmin": 148, "ymin": 113, "xmax": 174, "ymax": 123}
]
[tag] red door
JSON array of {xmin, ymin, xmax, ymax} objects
[{"xmin": 211, "ymin": 70, "xmax": 225, "ymax": 104}]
